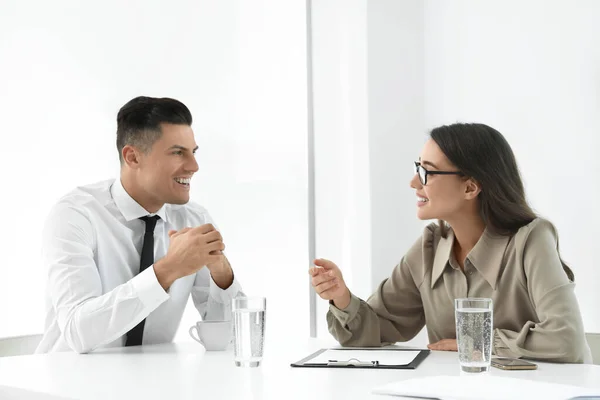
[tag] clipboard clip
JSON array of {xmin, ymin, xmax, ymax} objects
[{"xmin": 327, "ymin": 357, "xmax": 380, "ymax": 367}]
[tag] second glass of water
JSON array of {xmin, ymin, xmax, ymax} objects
[
  {"xmin": 232, "ymin": 296, "xmax": 266, "ymax": 367},
  {"xmin": 455, "ymin": 298, "xmax": 493, "ymax": 373}
]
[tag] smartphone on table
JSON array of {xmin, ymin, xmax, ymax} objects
[{"xmin": 491, "ymin": 357, "xmax": 537, "ymax": 370}]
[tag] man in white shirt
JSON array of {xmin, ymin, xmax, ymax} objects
[{"xmin": 36, "ymin": 96, "xmax": 243, "ymax": 354}]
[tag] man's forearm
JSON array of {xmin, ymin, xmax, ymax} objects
[
  {"xmin": 59, "ymin": 269, "xmax": 169, "ymax": 353},
  {"xmin": 153, "ymin": 258, "xmax": 179, "ymax": 291},
  {"xmin": 210, "ymin": 256, "xmax": 234, "ymax": 289}
]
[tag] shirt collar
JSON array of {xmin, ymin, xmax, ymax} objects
[
  {"xmin": 110, "ymin": 178, "xmax": 168, "ymax": 222},
  {"xmin": 467, "ymin": 228, "xmax": 510, "ymax": 290},
  {"xmin": 431, "ymin": 229, "xmax": 454, "ymax": 289},
  {"xmin": 431, "ymin": 226, "xmax": 510, "ymax": 290}
]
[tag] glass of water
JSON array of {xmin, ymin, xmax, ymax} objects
[
  {"xmin": 455, "ymin": 298, "xmax": 493, "ymax": 373},
  {"xmin": 232, "ymin": 296, "xmax": 266, "ymax": 367}
]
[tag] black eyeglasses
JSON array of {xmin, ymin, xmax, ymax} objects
[{"xmin": 414, "ymin": 161, "xmax": 463, "ymax": 186}]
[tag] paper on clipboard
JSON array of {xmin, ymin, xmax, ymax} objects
[{"xmin": 309, "ymin": 349, "xmax": 422, "ymax": 366}]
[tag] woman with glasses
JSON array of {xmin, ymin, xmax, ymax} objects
[{"xmin": 310, "ymin": 123, "xmax": 591, "ymax": 363}]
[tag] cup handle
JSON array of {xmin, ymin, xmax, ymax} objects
[{"xmin": 189, "ymin": 326, "xmax": 204, "ymax": 345}]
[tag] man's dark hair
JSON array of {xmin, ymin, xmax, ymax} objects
[{"xmin": 116, "ymin": 96, "xmax": 193, "ymax": 163}]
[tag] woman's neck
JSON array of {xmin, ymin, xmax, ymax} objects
[{"xmin": 446, "ymin": 212, "xmax": 486, "ymax": 269}]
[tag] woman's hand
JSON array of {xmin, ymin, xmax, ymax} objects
[
  {"xmin": 309, "ymin": 258, "xmax": 351, "ymax": 309},
  {"xmin": 427, "ymin": 339, "xmax": 458, "ymax": 351}
]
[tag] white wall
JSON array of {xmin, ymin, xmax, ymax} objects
[
  {"xmin": 424, "ymin": 0, "xmax": 600, "ymax": 332},
  {"xmin": 311, "ymin": 0, "xmax": 372, "ymax": 338},
  {"xmin": 311, "ymin": 0, "xmax": 428, "ymax": 341},
  {"xmin": 0, "ymin": 0, "xmax": 310, "ymax": 341},
  {"xmin": 367, "ymin": 0, "xmax": 426, "ymax": 289}
]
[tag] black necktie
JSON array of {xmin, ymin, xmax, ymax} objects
[{"xmin": 125, "ymin": 215, "xmax": 160, "ymax": 347}]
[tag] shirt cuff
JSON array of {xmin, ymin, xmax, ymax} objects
[
  {"xmin": 328, "ymin": 293, "xmax": 361, "ymax": 326},
  {"xmin": 493, "ymin": 328, "xmax": 514, "ymax": 358},
  {"xmin": 209, "ymin": 273, "xmax": 243, "ymax": 304},
  {"xmin": 131, "ymin": 266, "xmax": 170, "ymax": 311}
]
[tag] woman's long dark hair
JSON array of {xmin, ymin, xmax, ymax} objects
[{"xmin": 430, "ymin": 123, "xmax": 574, "ymax": 282}]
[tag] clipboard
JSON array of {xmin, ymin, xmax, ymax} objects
[{"xmin": 290, "ymin": 347, "xmax": 430, "ymax": 369}]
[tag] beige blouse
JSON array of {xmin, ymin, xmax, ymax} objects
[{"xmin": 327, "ymin": 218, "xmax": 592, "ymax": 363}]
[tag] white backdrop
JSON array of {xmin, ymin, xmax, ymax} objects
[
  {"xmin": 0, "ymin": 0, "xmax": 310, "ymax": 341},
  {"xmin": 311, "ymin": 0, "xmax": 373, "ymax": 338},
  {"xmin": 311, "ymin": 0, "xmax": 428, "ymax": 341}
]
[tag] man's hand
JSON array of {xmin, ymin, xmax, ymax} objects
[
  {"xmin": 154, "ymin": 224, "xmax": 225, "ymax": 290},
  {"xmin": 197, "ymin": 225, "xmax": 234, "ymax": 289},
  {"xmin": 427, "ymin": 339, "xmax": 458, "ymax": 352}
]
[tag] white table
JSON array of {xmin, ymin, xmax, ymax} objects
[{"xmin": 0, "ymin": 338, "xmax": 599, "ymax": 400}]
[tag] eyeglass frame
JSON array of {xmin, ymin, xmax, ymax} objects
[{"xmin": 414, "ymin": 161, "xmax": 464, "ymax": 186}]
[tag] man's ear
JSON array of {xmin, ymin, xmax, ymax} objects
[
  {"xmin": 464, "ymin": 178, "xmax": 481, "ymax": 200},
  {"xmin": 122, "ymin": 145, "xmax": 142, "ymax": 169}
]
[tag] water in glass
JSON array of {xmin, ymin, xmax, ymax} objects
[
  {"xmin": 233, "ymin": 297, "xmax": 266, "ymax": 367},
  {"xmin": 455, "ymin": 298, "xmax": 493, "ymax": 373}
]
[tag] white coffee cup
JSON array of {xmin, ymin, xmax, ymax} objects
[{"xmin": 189, "ymin": 320, "xmax": 232, "ymax": 351}]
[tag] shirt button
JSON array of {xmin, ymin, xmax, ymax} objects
[{"xmin": 468, "ymin": 270, "xmax": 473, "ymax": 276}]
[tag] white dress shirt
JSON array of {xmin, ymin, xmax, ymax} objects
[{"xmin": 36, "ymin": 178, "xmax": 243, "ymax": 354}]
